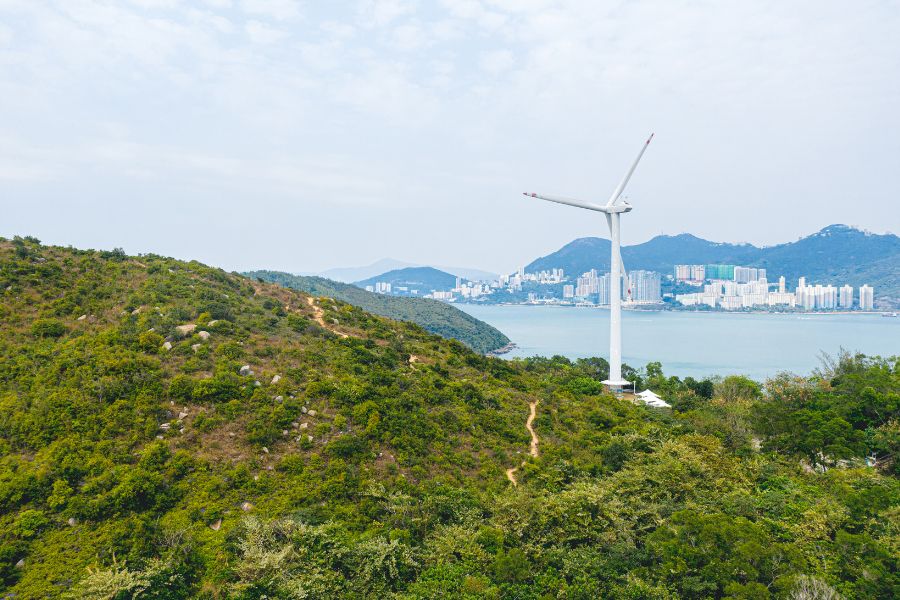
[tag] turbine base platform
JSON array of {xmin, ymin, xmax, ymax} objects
[{"xmin": 601, "ymin": 379, "xmax": 631, "ymax": 389}]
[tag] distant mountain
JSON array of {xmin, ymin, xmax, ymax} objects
[
  {"xmin": 315, "ymin": 259, "xmax": 497, "ymax": 284},
  {"xmin": 437, "ymin": 265, "xmax": 499, "ymax": 282},
  {"xmin": 355, "ymin": 266, "xmax": 459, "ymax": 292},
  {"xmin": 316, "ymin": 258, "xmax": 415, "ymax": 283},
  {"xmin": 525, "ymin": 225, "xmax": 900, "ymax": 306},
  {"xmin": 249, "ymin": 271, "xmax": 510, "ymax": 353}
]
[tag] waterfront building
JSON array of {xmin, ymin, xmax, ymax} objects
[
  {"xmin": 598, "ymin": 273, "xmax": 611, "ymax": 305},
  {"xmin": 720, "ymin": 296, "xmax": 742, "ymax": 310},
  {"xmin": 628, "ymin": 270, "xmax": 662, "ymax": 303},
  {"xmin": 839, "ymin": 285, "xmax": 853, "ymax": 308},
  {"xmin": 860, "ymin": 285, "xmax": 874, "ymax": 310},
  {"xmin": 767, "ymin": 292, "xmax": 796, "ymax": 307},
  {"xmin": 820, "ymin": 285, "xmax": 838, "ymax": 309},
  {"xmin": 563, "ymin": 284, "xmax": 574, "ymax": 299}
]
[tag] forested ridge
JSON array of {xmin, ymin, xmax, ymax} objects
[
  {"xmin": 0, "ymin": 236, "xmax": 897, "ymax": 599},
  {"xmin": 245, "ymin": 270, "xmax": 510, "ymax": 354}
]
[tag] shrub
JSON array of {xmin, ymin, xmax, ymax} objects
[
  {"xmin": 31, "ymin": 319, "xmax": 67, "ymax": 338},
  {"xmin": 13, "ymin": 510, "xmax": 49, "ymax": 539}
]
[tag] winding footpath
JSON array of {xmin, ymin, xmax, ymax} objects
[
  {"xmin": 506, "ymin": 400, "xmax": 540, "ymax": 486},
  {"xmin": 305, "ymin": 296, "xmax": 349, "ymax": 339}
]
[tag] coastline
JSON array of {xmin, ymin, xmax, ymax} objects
[
  {"xmin": 487, "ymin": 342, "xmax": 518, "ymax": 356},
  {"xmin": 460, "ymin": 302, "xmax": 889, "ymax": 317}
]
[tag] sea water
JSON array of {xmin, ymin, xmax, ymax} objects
[{"xmin": 458, "ymin": 304, "xmax": 900, "ymax": 380}]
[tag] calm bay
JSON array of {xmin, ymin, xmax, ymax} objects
[{"xmin": 458, "ymin": 304, "xmax": 900, "ymax": 380}]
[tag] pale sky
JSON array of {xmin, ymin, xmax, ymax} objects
[{"xmin": 1, "ymin": 0, "xmax": 898, "ymax": 274}]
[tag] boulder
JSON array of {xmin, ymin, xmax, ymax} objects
[
  {"xmin": 67, "ymin": 517, "xmax": 77, "ymax": 526},
  {"xmin": 271, "ymin": 374, "xmax": 281, "ymax": 384},
  {"xmin": 239, "ymin": 365, "xmax": 252, "ymax": 376},
  {"xmin": 262, "ymin": 447, "xmax": 269, "ymax": 454},
  {"xmin": 274, "ymin": 395, "xmax": 283, "ymax": 403},
  {"xmin": 210, "ymin": 519, "xmax": 222, "ymax": 531},
  {"xmin": 131, "ymin": 307, "xmax": 141, "ymax": 315},
  {"xmin": 178, "ymin": 411, "xmax": 188, "ymax": 419},
  {"xmin": 191, "ymin": 343, "xmax": 202, "ymax": 352},
  {"xmin": 77, "ymin": 314, "xmax": 87, "ymax": 321},
  {"xmin": 175, "ymin": 323, "xmax": 196, "ymax": 336},
  {"xmin": 241, "ymin": 502, "xmax": 253, "ymax": 512},
  {"xmin": 207, "ymin": 319, "xmax": 219, "ymax": 327},
  {"xmin": 301, "ymin": 406, "xmax": 308, "ymax": 414},
  {"xmin": 299, "ymin": 423, "xmax": 308, "ymax": 430},
  {"xmin": 307, "ymin": 410, "xmax": 317, "ymax": 417},
  {"xmin": 162, "ymin": 341, "xmax": 172, "ymax": 351},
  {"xmin": 15, "ymin": 559, "xmax": 24, "ymax": 568},
  {"xmin": 197, "ymin": 330, "xmax": 210, "ymax": 340}
]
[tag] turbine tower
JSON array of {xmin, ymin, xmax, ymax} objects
[{"xmin": 524, "ymin": 133, "xmax": 654, "ymax": 391}]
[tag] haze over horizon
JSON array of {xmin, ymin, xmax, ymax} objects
[{"xmin": 2, "ymin": 1, "xmax": 898, "ymax": 275}]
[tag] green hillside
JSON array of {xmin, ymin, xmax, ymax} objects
[
  {"xmin": 246, "ymin": 271, "xmax": 510, "ymax": 354},
  {"xmin": 1, "ymin": 236, "xmax": 898, "ymax": 599}
]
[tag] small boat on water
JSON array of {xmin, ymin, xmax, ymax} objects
[{"xmin": 882, "ymin": 312, "xmax": 898, "ymax": 318}]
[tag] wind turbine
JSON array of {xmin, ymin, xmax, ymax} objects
[{"xmin": 524, "ymin": 133, "xmax": 654, "ymax": 391}]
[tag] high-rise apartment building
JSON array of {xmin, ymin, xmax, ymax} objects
[
  {"xmin": 859, "ymin": 285, "xmax": 874, "ymax": 311},
  {"xmin": 839, "ymin": 285, "xmax": 853, "ymax": 308},
  {"xmin": 628, "ymin": 270, "xmax": 662, "ymax": 303},
  {"xmin": 706, "ymin": 264, "xmax": 735, "ymax": 280}
]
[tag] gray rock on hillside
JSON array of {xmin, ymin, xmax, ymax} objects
[
  {"xmin": 198, "ymin": 330, "xmax": 210, "ymax": 340},
  {"xmin": 175, "ymin": 323, "xmax": 196, "ymax": 336},
  {"xmin": 239, "ymin": 365, "xmax": 253, "ymax": 376}
]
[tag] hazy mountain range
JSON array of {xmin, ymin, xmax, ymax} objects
[{"xmin": 307, "ymin": 259, "xmax": 498, "ymax": 283}]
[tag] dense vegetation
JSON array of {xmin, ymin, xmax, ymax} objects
[
  {"xmin": 246, "ymin": 271, "xmax": 510, "ymax": 354},
  {"xmin": 526, "ymin": 225, "xmax": 900, "ymax": 307},
  {"xmin": 0, "ymin": 236, "xmax": 897, "ymax": 599}
]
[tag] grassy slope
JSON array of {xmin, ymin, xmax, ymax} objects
[
  {"xmin": 0, "ymin": 238, "xmax": 897, "ymax": 599},
  {"xmin": 246, "ymin": 271, "xmax": 510, "ymax": 353}
]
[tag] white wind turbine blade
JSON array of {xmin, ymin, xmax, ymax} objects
[
  {"xmin": 605, "ymin": 133, "xmax": 654, "ymax": 208},
  {"xmin": 524, "ymin": 192, "xmax": 607, "ymax": 212}
]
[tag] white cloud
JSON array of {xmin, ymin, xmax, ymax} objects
[
  {"xmin": 245, "ymin": 19, "xmax": 289, "ymax": 44},
  {"xmin": 240, "ymin": 0, "xmax": 300, "ymax": 21},
  {"xmin": 0, "ymin": 0, "xmax": 898, "ymax": 271},
  {"xmin": 357, "ymin": 0, "xmax": 417, "ymax": 28},
  {"xmin": 479, "ymin": 48, "xmax": 514, "ymax": 74}
]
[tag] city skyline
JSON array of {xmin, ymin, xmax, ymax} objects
[{"xmin": 362, "ymin": 259, "xmax": 877, "ymax": 312}]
